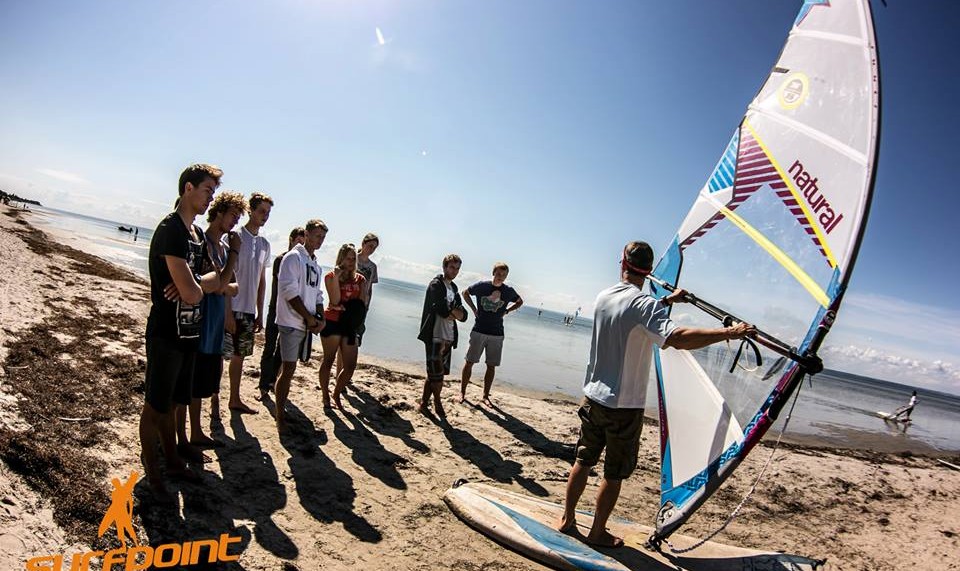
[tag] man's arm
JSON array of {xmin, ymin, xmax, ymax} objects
[
  {"xmin": 359, "ymin": 276, "xmax": 370, "ymax": 306},
  {"xmin": 165, "ymin": 256, "xmax": 205, "ymax": 305},
  {"xmin": 224, "ymin": 294, "xmax": 236, "ymax": 334},
  {"xmin": 255, "ymin": 268, "xmax": 267, "ymax": 331},
  {"xmin": 662, "ymin": 322, "xmax": 755, "ymax": 351},
  {"xmin": 430, "ymin": 281, "xmax": 453, "ymax": 318},
  {"xmin": 461, "ymin": 287, "xmax": 477, "ymax": 316},
  {"xmin": 216, "ymin": 231, "xmax": 241, "ymax": 294},
  {"xmin": 287, "ymin": 296, "xmax": 323, "ymax": 334},
  {"xmin": 505, "ymin": 295, "xmax": 524, "ymax": 315},
  {"xmin": 448, "ymin": 287, "xmax": 467, "ymax": 321}
]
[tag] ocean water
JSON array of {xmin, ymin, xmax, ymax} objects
[{"xmin": 23, "ymin": 205, "xmax": 960, "ymax": 453}]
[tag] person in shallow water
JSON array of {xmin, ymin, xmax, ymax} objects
[
  {"xmin": 556, "ymin": 240, "xmax": 757, "ymax": 549},
  {"xmin": 892, "ymin": 390, "xmax": 918, "ymax": 421}
]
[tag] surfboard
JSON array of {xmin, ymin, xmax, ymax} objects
[
  {"xmin": 875, "ymin": 411, "xmax": 911, "ymax": 424},
  {"xmin": 444, "ymin": 481, "xmax": 824, "ymax": 571},
  {"xmin": 937, "ymin": 459, "xmax": 960, "ymax": 472}
]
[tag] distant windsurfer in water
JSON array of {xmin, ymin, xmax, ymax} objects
[
  {"xmin": 892, "ymin": 390, "xmax": 918, "ymax": 421},
  {"xmin": 556, "ymin": 240, "xmax": 756, "ymax": 548}
]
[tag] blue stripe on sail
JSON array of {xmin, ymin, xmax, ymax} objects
[
  {"xmin": 707, "ymin": 131, "xmax": 739, "ymax": 193},
  {"xmin": 651, "ymin": 237, "xmax": 683, "ymax": 290},
  {"xmin": 794, "ymin": 0, "xmax": 830, "ymax": 27},
  {"xmin": 661, "ymin": 439, "xmax": 744, "ymax": 509},
  {"xmin": 719, "ymin": 161, "xmax": 735, "ymax": 187},
  {"xmin": 485, "ymin": 499, "xmax": 625, "ymax": 571},
  {"xmin": 655, "ymin": 351, "xmax": 673, "ymax": 492}
]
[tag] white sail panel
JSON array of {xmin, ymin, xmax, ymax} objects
[{"xmin": 659, "ymin": 349, "xmax": 743, "ymax": 488}]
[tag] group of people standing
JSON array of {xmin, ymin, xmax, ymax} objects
[
  {"xmin": 138, "ymin": 164, "xmax": 380, "ymax": 498},
  {"xmin": 140, "ymin": 162, "xmax": 758, "ymax": 549}
]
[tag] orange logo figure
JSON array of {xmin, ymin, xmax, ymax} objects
[
  {"xmin": 26, "ymin": 470, "xmax": 242, "ymax": 570},
  {"xmin": 97, "ymin": 471, "xmax": 140, "ymax": 548}
]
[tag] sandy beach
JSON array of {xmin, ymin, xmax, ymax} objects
[{"xmin": 1, "ymin": 205, "xmax": 958, "ymax": 570}]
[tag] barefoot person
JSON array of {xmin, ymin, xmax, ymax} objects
[
  {"xmin": 335, "ymin": 232, "xmax": 379, "ymax": 376},
  {"xmin": 556, "ymin": 241, "xmax": 756, "ymax": 548},
  {"xmin": 318, "ymin": 244, "xmax": 368, "ymax": 411},
  {"xmin": 417, "ymin": 254, "xmax": 467, "ymax": 419},
  {"xmin": 892, "ymin": 390, "xmax": 918, "ymax": 421},
  {"xmin": 139, "ymin": 163, "xmax": 230, "ymax": 498},
  {"xmin": 179, "ymin": 191, "xmax": 245, "ymax": 452},
  {"xmin": 259, "ymin": 226, "xmax": 306, "ymax": 399},
  {"xmin": 274, "ymin": 220, "xmax": 327, "ymax": 430},
  {"xmin": 459, "ymin": 262, "xmax": 523, "ymax": 406},
  {"xmin": 224, "ymin": 192, "xmax": 273, "ymax": 414}
]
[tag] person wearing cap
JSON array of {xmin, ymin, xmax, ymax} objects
[{"xmin": 556, "ymin": 240, "xmax": 756, "ymax": 549}]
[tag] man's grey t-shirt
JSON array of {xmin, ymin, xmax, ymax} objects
[{"xmin": 583, "ymin": 282, "xmax": 677, "ymax": 409}]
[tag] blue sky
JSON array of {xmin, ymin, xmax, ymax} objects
[{"xmin": 1, "ymin": 0, "xmax": 958, "ymax": 393}]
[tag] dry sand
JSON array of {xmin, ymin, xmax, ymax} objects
[{"xmin": 0, "ymin": 205, "xmax": 958, "ymax": 570}]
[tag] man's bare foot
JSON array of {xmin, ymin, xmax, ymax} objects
[
  {"xmin": 556, "ymin": 516, "xmax": 577, "ymax": 535},
  {"xmin": 457, "ymin": 394, "xmax": 467, "ymax": 404},
  {"xmin": 584, "ymin": 530, "xmax": 624, "ymax": 549},
  {"xmin": 333, "ymin": 397, "xmax": 345, "ymax": 412},
  {"xmin": 177, "ymin": 442, "xmax": 210, "ymax": 464},
  {"xmin": 229, "ymin": 401, "xmax": 258, "ymax": 415},
  {"xmin": 481, "ymin": 396, "xmax": 493, "ymax": 407}
]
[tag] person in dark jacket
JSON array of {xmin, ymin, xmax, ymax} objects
[{"xmin": 417, "ymin": 254, "xmax": 467, "ymax": 418}]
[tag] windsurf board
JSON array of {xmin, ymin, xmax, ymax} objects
[{"xmin": 444, "ymin": 481, "xmax": 823, "ymax": 571}]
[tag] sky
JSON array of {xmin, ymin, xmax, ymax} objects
[{"xmin": 1, "ymin": 0, "xmax": 958, "ymax": 393}]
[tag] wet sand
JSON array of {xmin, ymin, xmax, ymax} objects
[{"xmin": 1, "ymin": 205, "xmax": 958, "ymax": 570}]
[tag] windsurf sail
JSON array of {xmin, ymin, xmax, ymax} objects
[{"xmin": 648, "ymin": 0, "xmax": 880, "ymax": 545}]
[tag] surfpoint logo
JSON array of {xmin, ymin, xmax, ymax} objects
[
  {"xmin": 778, "ymin": 72, "xmax": 809, "ymax": 110},
  {"xmin": 25, "ymin": 471, "xmax": 242, "ymax": 571}
]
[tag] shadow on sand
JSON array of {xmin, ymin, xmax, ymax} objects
[
  {"xmin": 135, "ymin": 410, "xmax": 299, "ymax": 569},
  {"xmin": 474, "ymin": 400, "xmax": 575, "ymax": 463},
  {"xmin": 279, "ymin": 402, "xmax": 383, "ymax": 543},
  {"xmin": 424, "ymin": 411, "xmax": 549, "ymax": 497},
  {"xmin": 346, "ymin": 386, "xmax": 430, "ymax": 455}
]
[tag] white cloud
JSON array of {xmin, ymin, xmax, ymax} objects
[
  {"xmin": 821, "ymin": 343, "xmax": 960, "ymax": 394},
  {"xmin": 36, "ymin": 168, "xmax": 90, "ymax": 185},
  {"xmin": 815, "ymin": 291, "xmax": 960, "ymax": 393}
]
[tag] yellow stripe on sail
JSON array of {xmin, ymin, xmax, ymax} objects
[
  {"xmin": 712, "ymin": 200, "xmax": 830, "ymax": 308},
  {"xmin": 743, "ymin": 119, "xmax": 838, "ymax": 269}
]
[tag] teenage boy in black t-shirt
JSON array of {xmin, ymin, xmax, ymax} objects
[
  {"xmin": 139, "ymin": 163, "xmax": 237, "ymax": 500},
  {"xmin": 459, "ymin": 262, "xmax": 523, "ymax": 406}
]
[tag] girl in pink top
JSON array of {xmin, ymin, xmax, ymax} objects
[{"xmin": 319, "ymin": 243, "xmax": 367, "ymax": 410}]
